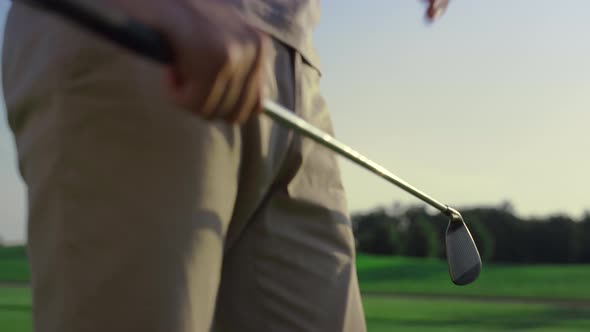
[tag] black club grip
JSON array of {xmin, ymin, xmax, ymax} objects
[{"xmin": 15, "ymin": 0, "xmax": 174, "ymax": 65}]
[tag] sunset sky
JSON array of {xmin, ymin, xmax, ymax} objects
[{"xmin": 1, "ymin": 1, "xmax": 589, "ymax": 242}]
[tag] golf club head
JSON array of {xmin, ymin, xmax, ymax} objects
[{"xmin": 445, "ymin": 208, "xmax": 482, "ymax": 285}]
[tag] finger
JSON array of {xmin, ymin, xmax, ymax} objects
[
  {"xmin": 164, "ymin": 66, "xmax": 185, "ymax": 103},
  {"xmin": 234, "ymin": 88, "xmax": 262, "ymax": 125},
  {"xmin": 165, "ymin": 67, "xmax": 197, "ymax": 108},
  {"xmin": 227, "ymin": 68, "xmax": 262, "ymax": 124},
  {"xmin": 164, "ymin": 65, "xmax": 211, "ymax": 116},
  {"xmin": 200, "ymin": 44, "xmax": 237, "ymax": 118},
  {"xmin": 215, "ymin": 42, "xmax": 257, "ymax": 118},
  {"xmin": 427, "ymin": 0, "xmax": 449, "ymax": 21},
  {"xmin": 227, "ymin": 34, "xmax": 267, "ymax": 124},
  {"xmin": 209, "ymin": 25, "xmax": 263, "ymax": 120}
]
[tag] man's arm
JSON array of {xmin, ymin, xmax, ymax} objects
[{"xmin": 107, "ymin": 0, "xmax": 269, "ymax": 124}]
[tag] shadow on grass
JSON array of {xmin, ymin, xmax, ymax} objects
[
  {"xmin": 0, "ymin": 304, "xmax": 31, "ymax": 313},
  {"xmin": 367, "ymin": 307, "xmax": 590, "ymax": 330},
  {"xmin": 358, "ymin": 261, "xmax": 446, "ymax": 282}
]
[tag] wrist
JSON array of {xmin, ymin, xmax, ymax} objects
[
  {"xmin": 105, "ymin": 0, "xmax": 190, "ymax": 33},
  {"xmin": 145, "ymin": 1, "xmax": 200, "ymax": 52}
]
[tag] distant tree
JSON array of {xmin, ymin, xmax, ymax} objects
[
  {"xmin": 526, "ymin": 215, "xmax": 576, "ymax": 263},
  {"xmin": 352, "ymin": 202, "xmax": 586, "ymax": 264},
  {"xmin": 574, "ymin": 212, "xmax": 590, "ymax": 262},
  {"xmin": 397, "ymin": 206, "xmax": 441, "ymax": 258},
  {"xmin": 461, "ymin": 213, "xmax": 495, "ymax": 262},
  {"xmin": 462, "ymin": 207, "xmax": 526, "ymax": 263},
  {"xmin": 499, "ymin": 200, "xmax": 516, "ymax": 215},
  {"xmin": 352, "ymin": 208, "xmax": 401, "ymax": 255},
  {"xmin": 418, "ymin": 217, "xmax": 442, "ymax": 258}
]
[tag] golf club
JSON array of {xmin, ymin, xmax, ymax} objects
[{"xmin": 12, "ymin": 0, "xmax": 482, "ymax": 285}]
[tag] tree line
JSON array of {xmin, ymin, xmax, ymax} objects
[{"xmin": 352, "ymin": 202, "xmax": 590, "ymax": 264}]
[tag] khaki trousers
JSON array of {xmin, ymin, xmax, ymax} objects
[{"xmin": 2, "ymin": 4, "xmax": 366, "ymax": 332}]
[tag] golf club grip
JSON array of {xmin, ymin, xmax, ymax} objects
[{"xmin": 16, "ymin": 0, "xmax": 174, "ymax": 65}]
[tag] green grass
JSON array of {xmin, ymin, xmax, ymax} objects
[
  {"xmin": 0, "ymin": 246, "xmax": 29, "ymax": 283},
  {"xmin": 0, "ymin": 287, "xmax": 31, "ymax": 332},
  {"xmin": 357, "ymin": 255, "xmax": 590, "ymax": 300},
  {"xmin": 364, "ymin": 296, "xmax": 590, "ymax": 332},
  {"xmin": 2, "ymin": 287, "xmax": 590, "ymax": 332},
  {"xmin": 3, "ymin": 248, "xmax": 590, "ymax": 331},
  {"xmin": 6, "ymin": 247, "xmax": 590, "ymax": 299}
]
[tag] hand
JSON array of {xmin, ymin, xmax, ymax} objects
[
  {"xmin": 424, "ymin": 0, "xmax": 450, "ymax": 22},
  {"xmin": 164, "ymin": 2, "xmax": 269, "ymax": 124},
  {"xmin": 112, "ymin": 0, "xmax": 269, "ymax": 124}
]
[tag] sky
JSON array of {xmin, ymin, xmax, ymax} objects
[{"xmin": 1, "ymin": 1, "xmax": 589, "ymax": 243}]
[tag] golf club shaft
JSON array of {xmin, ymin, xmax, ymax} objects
[
  {"xmin": 263, "ymin": 101, "xmax": 450, "ymax": 214},
  {"xmin": 17, "ymin": 0, "xmax": 452, "ymax": 215}
]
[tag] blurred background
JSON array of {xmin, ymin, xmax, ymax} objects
[{"xmin": 1, "ymin": 0, "xmax": 590, "ymax": 331}]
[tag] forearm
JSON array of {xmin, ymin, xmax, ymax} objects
[{"xmin": 104, "ymin": 0, "xmax": 190, "ymax": 33}]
